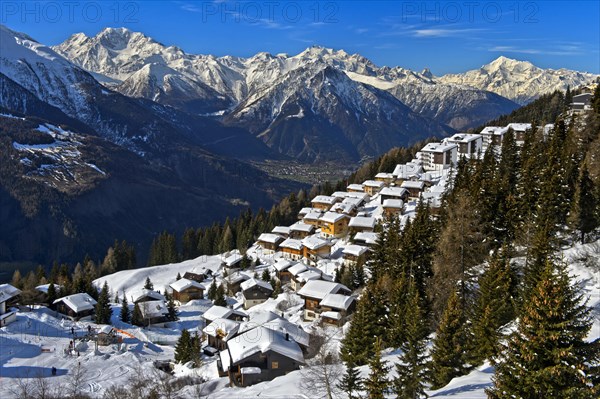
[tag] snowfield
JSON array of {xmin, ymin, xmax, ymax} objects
[{"xmin": 2, "ymin": 237, "xmax": 598, "ymax": 398}]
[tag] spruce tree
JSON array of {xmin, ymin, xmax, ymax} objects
[
  {"xmin": 364, "ymin": 338, "xmax": 390, "ymax": 399},
  {"xmin": 120, "ymin": 293, "xmax": 130, "ymax": 323},
  {"xmin": 337, "ymin": 363, "xmax": 364, "ymax": 399},
  {"xmin": 214, "ymin": 284, "xmax": 227, "ymax": 306},
  {"xmin": 144, "ymin": 277, "xmax": 154, "ymax": 290},
  {"xmin": 95, "ymin": 281, "xmax": 112, "ymax": 325},
  {"xmin": 429, "ymin": 290, "xmax": 471, "ymax": 389},
  {"xmin": 174, "ymin": 329, "xmax": 192, "ymax": 363},
  {"xmin": 131, "ymin": 303, "xmax": 143, "ymax": 326},
  {"xmin": 165, "ymin": 292, "xmax": 178, "ymax": 321},
  {"xmin": 471, "ymin": 249, "xmax": 515, "ymax": 365},
  {"xmin": 340, "ymin": 285, "xmax": 380, "ymax": 366},
  {"xmin": 176, "ymin": 272, "xmax": 182, "ymax": 281},
  {"xmin": 207, "ymin": 280, "xmax": 217, "ymax": 301},
  {"xmin": 392, "ymin": 280, "xmax": 429, "ymax": 399},
  {"xmin": 487, "ymin": 259, "xmax": 599, "ymax": 398},
  {"xmin": 47, "ymin": 281, "xmax": 57, "ymax": 305},
  {"xmin": 261, "ymin": 269, "xmax": 270, "ymax": 282},
  {"xmin": 568, "ymin": 164, "xmax": 598, "ymax": 244}
]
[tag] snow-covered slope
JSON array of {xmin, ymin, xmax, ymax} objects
[
  {"xmin": 0, "ymin": 24, "xmax": 98, "ymax": 120},
  {"xmin": 439, "ymin": 56, "xmax": 598, "ymax": 105}
]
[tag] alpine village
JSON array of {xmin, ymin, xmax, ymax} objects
[{"xmin": 1, "ymin": 20, "xmax": 600, "ymax": 399}]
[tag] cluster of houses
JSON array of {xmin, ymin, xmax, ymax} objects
[{"xmin": 2, "ymin": 119, "xmax": 546, "ymax": 386}]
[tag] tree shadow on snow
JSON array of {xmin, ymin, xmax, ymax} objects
[{"xmin": 0, "ymin": 366, "xmax": 68, "ymax": 378}]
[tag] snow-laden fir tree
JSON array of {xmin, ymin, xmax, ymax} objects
[
  {"xmin": 429, "ymin": 290, "xmax": 472, "ymax": 389},
  {"xmin": 94, "ymin": 281, "xmax": 112, "ymax": 325},
  {"xmin": 364, "ymin": 338, "xmax": 390, "ymax": 399},
  {"xmin": 487, "ymin": 259, "xmax": 599, "ymax": 398},
  {"xmin": 120, "ymin": 293, "xmax": 130, "ymax": 323},
  {"xmin": 393, "ymin": 279, "xmax": 429, "ymax": 399}
]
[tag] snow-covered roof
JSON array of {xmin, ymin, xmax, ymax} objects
[
  {"xmin": 241, "ymin": 278, "xmax": 273, "ymax": 292},
  {"xmin": 311, "ymin": 195, "xmax": 338, "ymax": 205},
  {"xmin": 220, "ymin": 349, "xmax": 232, "ymax": 371},
  {"xmin": 506, "ymin": 123, "xmax": 532, "ymax": 132},
  {"xmin": 303, "ymin": 211, "xmax": 323, "ymax": 221},
  {"xmin": 53, "ymin": 293, "xmax": 97, "ymax": 313},
  {"xmin": 289, "ymin": 222, "xmax": 315, "ymax": 233},
  {"xmin": 97, "ymin": 325, "xmax": 114, "ymax": 335},
  {"xmin": 0, "ymin": 284, "xmax": 21, "ymax": 302},
  {"xmin": 401, "ymin": 180, "xmax": 425, "ymax": 190},
  {"xmin": 321, "ymin": 311, "xmax": 342, "ymax": 320},
  {"xmin": 421, "ymin": 142, "xmax": 457, "ymax": 153},
  {"xmin": 139, "ymin": 300, "xmax": 169, "ymax": 319},
  {"xmin": 227, "ymin": 326, "xmax": 304, "ymax": 365},
  {"xmin": 203, "ymin": 305, "xmax": 233, "ymax": 321},
  {"xmin": 342, "ymin": 196, "xmax": 366, "ymax": 207},
  {"xmin": 273, "ymin": 259, "xmax": 295, "ymax": 272},
  {"xmin": 320, "ymin": 211, "xmax": 348, "ymax": 224},
  {"xmin": 130, "ymin": 288, "xmax": 165, "ymax": 303},
  {"xmin": 226, "ymin": 271, "xmax": 251, "ymax": 284},
  {"xmin": 375, "ymin": 172, "xmax": 394, "ymax": 179},
  {"xmin": 237, "ymin": 311, "xmax": 310, "ymax": 347},
  {"xmin": 480, "ymin": 126, "xmax": 508, "ymax": 135},
  {"xmin": 296, "ymin": 270, "xmax": 322, "ymax": 283},
  {"xmin": 342, "ymin": 245, "xmax": 368, "ymax": 257},
  {"xmin": 222, "ymin": 252, "xmax": 243, "ymax": 267},
  {"xmin": 257, "ymin": 233, "xmax": 284, "ymax": 244},
  {"xmin": 288, "ymin": 263, "xmax": 308, "ymax": 276},
  {"xmin": 330, "ymin": 202, "xmax": 356, "ymax": 214},
  {"xmin": 354, "ymin": 232, "xmax": 379, "ymax": 245},
  {"xmin": 382, "ymin": 199, "xmax": 404, "ymax": 209},
  {"xmin": 170, "ymin": 278, "xmax": 204, "ymax": 292},
  {"xmin": 320, "ymin": 293, "xmax": 355, "ymax": 311},
  {"xmin": 346, "ymin": 183, "xmax": 364, "ymax": 191},
  {"xmin": 298, "ymin": 207, "xmax": 319, "ymax": 216},
  {"xmin": 203, "ymin": 317, "xmax": 240, "ymax": 339},
  {"xmin": 392, "ymin": 163, "xmax": 423, "ymax": 178},
  {"xmin": 279, "ymin": 238, "xmax": 304, "ymax": 251},
  {"xmin": 297, "ymin": 280, "xmax": 350, "ymax": 300},
  {"xmin": 363, "ymin": 180, "xmax": 385, "ymax": 188},
  {"xmin": 271, "ymin": 226, "xmax": 291, "ymax": 235},
  {"xmin": 349, "ymin": 216, "xmax": 376, "ymax": 229},
  {"xmin": 302, "ymin": 235, "xmax": 331, "ymax": 251},
  {"xmin": 446, "ymin": 133, "xmax": 482, "ymax": 143},
  {"xmin": 380, "ymin": 187, "xmax": 407, "ymax": 197}
]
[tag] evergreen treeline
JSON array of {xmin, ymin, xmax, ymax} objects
[
  {"xmin": 145, "ymin": 140, "xmax": 431, "ymax": 266},
  {"xmin": 340, "ymin": 85, "xmax": 600, "ymax": 395}
]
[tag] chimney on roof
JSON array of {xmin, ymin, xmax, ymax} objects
[{"xmin": 285, "ymin": 332, "xmax": 290, "ymax": 341}]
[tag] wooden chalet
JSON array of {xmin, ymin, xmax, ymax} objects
[
  {"xmin": 0, "ymin": 284, "xmax": 21, "ymax": 327},
  {"xmin": 342, "ymin": 245, "xmax": 369, "ymax": 268},
  {"xmin": 256, "ymin": 233, "xmax": 284, "ymax": 254},
  {"xmin": 362, "ymin": 180, "xmax": 385, "ymax": 196},
  {"xmin": 53, "ymin": 293, "xmax": 97, "ymax": 321},
  {"xmin": 219, "ymin": 326, "xmax": 304, "ymax": 387},
  {"xmin": 319, "ymin": 212, "xmax": 350, "ymax": 238},
  {"xmin": 382, "ymin": 199, "xmax": 404, "ymax": 217},
  {"xmin": 170, "ymin": 278, "xmax": 205, "ymax": 303},
  {"xmin": 279, "ymin": 238, "xmax": 304, "ymax": 261},
  {"xmin": 348, "ymin": 216, "xmax": 376, "ymax": 234},
  {"xmin": 297, "ymin": 280, "xmax": 351, "ymax": 321},
  {"xmin": 241, "ymin": 278, "xmax": 274, "ymax": 309}
]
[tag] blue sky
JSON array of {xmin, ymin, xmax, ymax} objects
[{"xmin": 2, "ymin": 1, "xmax": 599, "ymax": 74}]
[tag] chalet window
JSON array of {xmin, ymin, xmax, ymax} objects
[{"xmin": 272, "ymin": 361, "xmax": 279, "ymax": 369}]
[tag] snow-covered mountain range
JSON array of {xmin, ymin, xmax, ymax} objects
[
  {"xmin": 54, "ymin": 28, "xmax": 598, "ymax": 131},
  {"xmin": 439, "ymin": 56, "xmax": 598, "ymax": 105}
]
